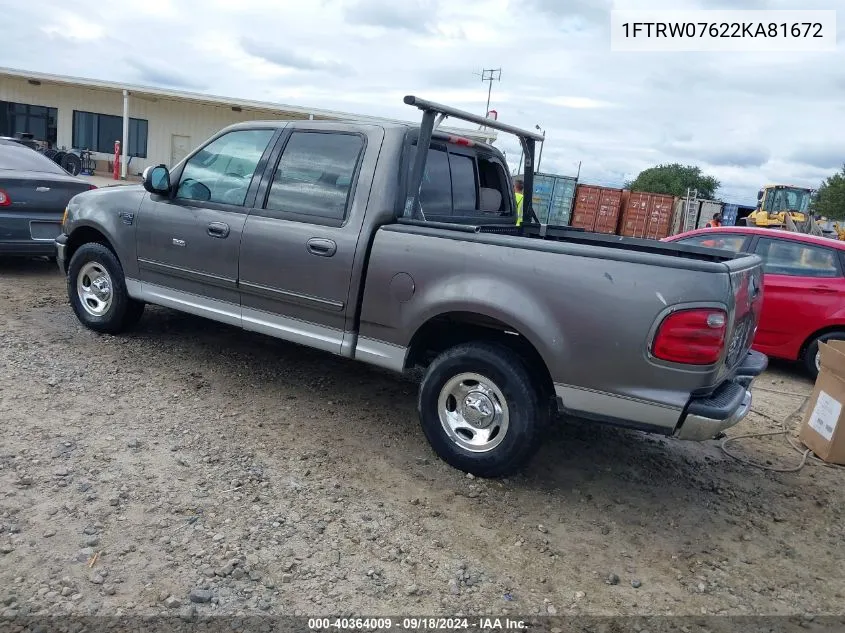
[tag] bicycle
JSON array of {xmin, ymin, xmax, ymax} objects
[{"xmin": 60, "ymin": 148, "xmax": 97, "ymax": 176}]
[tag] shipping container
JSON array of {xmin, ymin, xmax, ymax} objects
[
  {"xmin": 570, "ymin": 184, "xmax": 624, "ymax": 234},
  {"xmin": 619, "ymin": 192, "xmax": 677, "ymax": 240},
  {"xmin": 669, "ymin": 197, "xmax": 686, "ymax": 236},
  {"xmin": 721, "ymin": 203, "xmax": 738, "ymax": 226},
  {"xmin": 532, "ymin": 172, "xmax": 577, "ymax": 226},
  {"xmin": 696, "ymin": 200, "xmax": 724, "ymax": 229}
]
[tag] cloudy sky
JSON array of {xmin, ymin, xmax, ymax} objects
[{"xmin": 3, "ymin": 0, "xmax": 843, "ymax": 203}]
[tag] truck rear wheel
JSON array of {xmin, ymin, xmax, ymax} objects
[
  {"xmin": 67, "ymin": 243, "xmax": 144, "ymax": 334},
  {"xmin": 417, "ymin": 342, "xmax": 548, "ymax": 477}
]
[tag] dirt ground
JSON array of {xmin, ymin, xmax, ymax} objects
[{"xmin": 1, "ymin": 257, "xmax": 843, "ymax": 622}]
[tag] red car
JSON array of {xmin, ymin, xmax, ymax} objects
[{"xmin": 663, "ymin": 226, "xmax": 845, "ymax": 377}]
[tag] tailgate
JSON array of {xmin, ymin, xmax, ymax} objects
[{"xmin": 724, "ymin": 254, "xmax": 764, "ymax": 370}]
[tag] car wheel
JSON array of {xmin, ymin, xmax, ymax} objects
[
  {"xmin": 62, "ymin": 153, "xmax": 82, "ymax": 176},
  {"xmin": 803, "ymin": 331, "xmax": 845, "ymax": 379},
  {"xmin": 418, "ymin": 342, "xmax": 548, "ymax": 478},
  {"xmin": 67, "ymin": 243, "xmax": 144, "ymax": 334}
]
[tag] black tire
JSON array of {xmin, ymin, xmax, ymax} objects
[
  {"xmin": 67, "ymin": 243, "xmax": 144, "ymax": 334},
  {"xmin": 417, "ymin": 341, "xmax": 548, "ymax": 478},
  {"xmin": 803, "ymin": 331, "xmax": 845, "ymax": 379},
  {"xmin": 62, "ymin": 152, "xmax": 82, "ymax": 176}
]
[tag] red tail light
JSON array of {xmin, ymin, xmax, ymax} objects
[
  {"xmin": 448, "ymin": 135, "xmax": 475, "ymax": 147},
  {"xmin": 0, "ymin": 189, "xmax": 10, "ymax": 207},
  {"xmin": 88, "ymin": 184, "xmax": 98, "ymax": 190},
  {"xmin": 652, "ymin": 308, "xmax": 727, "ymax": 365}
]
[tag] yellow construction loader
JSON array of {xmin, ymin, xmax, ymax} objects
[{"xmin": 745, "ymin": 184, "xmax": 813, "ymax": 229}]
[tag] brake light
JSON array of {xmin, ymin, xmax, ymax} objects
[
  {"xmin": 0, "ymin": 189, "xmax": 10, "ymax": 207},
  {"xmin": 88, "ymin": 184, "xmax": 98, "ymax": 190},
  {"xmin": 652, "ymin": 308, "xmax": 727, "ymax": 365},
  {"xmin": 448, "ymin": 135, "xmax": 475, "ymax": 147}
]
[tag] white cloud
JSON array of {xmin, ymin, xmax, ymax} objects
[
  {"xmin": 535, "ymin": 96, "xmax": 614, "ymax": 109},
  {"xmin": 5, "ymin": 0, "xmax": 844, "ymax": 203},
  {"xmin": 41, "ymin": 13, "xmax": 105, "ymax": 41}
]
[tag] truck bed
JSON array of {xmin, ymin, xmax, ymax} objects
[{"xmin": 395, "ymin": 218, "xmax": 742, "ymax": 263}]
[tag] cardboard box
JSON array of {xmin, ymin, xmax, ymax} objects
[{"xmin": 800, "ymin": 341, "xmax": 845, "ymax": 464}]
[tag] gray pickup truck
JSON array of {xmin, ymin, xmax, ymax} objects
[{"xmin": 56, "ymin": 96, "xmax": 767, "ymax": 477}]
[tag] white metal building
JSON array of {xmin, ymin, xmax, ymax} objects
[{"xmin": 0, "ymin": 67, "xmax": 496, "ymax": 179}]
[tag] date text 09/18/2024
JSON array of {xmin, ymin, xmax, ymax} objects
[{"xmin": 307, "ymin": 617, "xmax": 528, "ymax": 631}]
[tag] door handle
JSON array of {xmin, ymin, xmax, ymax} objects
[
  {"xmin": 36, "ymin": 186, "xmax": 51, "ymax": 192},
  {"xmin": 307, "ymin": 238, "xmax": 337, "ymax": 257},
  {"xmin": 810, "ymin": 285, "xmax": 837, "ymax": 294},
  {"xmin": 207, "ymin": 222, "xmax": 230, "ymax": 238}
]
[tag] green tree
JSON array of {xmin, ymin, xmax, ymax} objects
[
  {"xmin": 625, "ymin": 163, "xmax": 720, "ymax": 199},
  {"xmin": 811, "ymin": 165, "xmax": 845, "ymax": 220}
]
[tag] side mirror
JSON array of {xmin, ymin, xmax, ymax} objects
[
  {"xmin": 756, "ymin": 190, "xmax": 764, "ymax": 201},
  {"xmin": 143, "ymin": 165, "xmax": 171, "ymax": 194}
]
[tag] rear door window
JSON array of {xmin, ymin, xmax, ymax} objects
[
  {"xmin": 264, "ymin": 131, "xmax": 364, "ymax": 222},
  {"xmin": 755, "ymin": 238, "xmax": 841, "ymax": 278}
]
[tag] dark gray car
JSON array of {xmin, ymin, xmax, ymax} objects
[{"xmin": 0, "ymin": 139, "xmax": 94, "ymax": 256}]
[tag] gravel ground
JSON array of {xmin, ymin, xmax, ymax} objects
[{"xmin": 1, "ymin": 257, "xmax": 844, "ymax": 621}]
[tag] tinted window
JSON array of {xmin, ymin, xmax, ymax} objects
[
  {"xmin": 265, "ymin": 132, "xmax": 363, "ymax": 221},
  {"xmin": 678, "ymin": 234, "xmax": 748, "ymax": 253},
  {"xmin": 407, "ymin": 146, "xmax": 452, "ymax": 217},
  {"xmin": 0, "ymin": 100, "xmax": 58, "ymax": 146},
  {"xmin": 0, "ymin": 141, "xmax": 68, "ymax": 175},
  {"xmin": 755, "ymin": 238, "xmax": 840, "ymax": 278},
  {"xmin": 450, "ymin": 153, "xmax": 477, "ymax": 213},
  {"xmin": 177, "ymin": 129, "xmax": 275, "ymax": 206},
  {"xmin": 72, "ymin": 111, "xmax": 149, "ymax": 157}
]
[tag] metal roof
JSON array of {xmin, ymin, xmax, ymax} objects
[{"xmin": 0, "ymin": 67, "xmax": 497, "ymax": 143}]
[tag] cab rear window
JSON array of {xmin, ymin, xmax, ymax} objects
[{"xmin": 407, "ymin": 143, "xmax": 510, "ymax": 220}]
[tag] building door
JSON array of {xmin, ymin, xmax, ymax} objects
[{"xmin": 170, "ymin": 134, "xmax": 191, "ymax": 167}]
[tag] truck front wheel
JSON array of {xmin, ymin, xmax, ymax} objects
[
  {"xmin": 418, "ymin": 342, "xmax": 548, "ymax": 477},
  {"xmin": 67, "ymin": 243, "xmax": 144, "ymax": 334}
]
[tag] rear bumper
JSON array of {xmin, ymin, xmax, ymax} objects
[
  {"xmin": 0, "ymin": 240, "xmax": 58, "ymax": 256},
  {"xmin": 0, "ymin": 215, "xmax": 63, "ymax": 256},
  {"xmin": 674, "ymin": 350, "xmax": 768, "ymax": 441}
]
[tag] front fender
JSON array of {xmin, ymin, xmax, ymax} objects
[{"xmin": 65, "ymin": 185, "xmax": 146, "ymax": 278}]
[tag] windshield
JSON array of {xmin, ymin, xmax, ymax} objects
[{"xmin": 764, "ymin": 187, "xmax": 811, "ymax": 213}]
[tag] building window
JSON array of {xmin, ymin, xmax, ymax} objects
[
  {"xmin": 0, "ymin": 101, "xmax": 58, "ymax": 146},
  {"xmin": 72, "ymin": 110, "xmax": 148, "ymax": 158}
]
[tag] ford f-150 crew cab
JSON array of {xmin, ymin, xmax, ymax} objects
[{"xmin": 56, "ymin": 96, "xmax": 768, "ymax": 477}]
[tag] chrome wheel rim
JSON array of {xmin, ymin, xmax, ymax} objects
[
  {"xmin": 77, "ymin": 262, "xmax": 113, "ymax": 317},
  {"xmin": 815, "ymin": 349, "xmax": 821, "ymax": 373},
  {"xmin": 437, "ymin": 372, "xmax": 509, "ymax": 453}
]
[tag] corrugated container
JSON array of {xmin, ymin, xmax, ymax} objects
[
  {"xmin": 696, "ymin": 200, "xmax": 724, "ymax": 229},
  {"xmin": 532, "ymin": 172, "xmax": 576, "ymax": 226},
  {"xmin": 619, "ymin": 192, "xmax": 677, "ymax": 240},
  {"xmin": 721, "ymin": 203, "xmax": 739, "ymax": 226},
  {"xmin": 669, "ymin": 197, "xmax": 686, "ymax": 236},
  {"xmin": 570, "ymin": 185, "xmax": 625, "ymax": 234}
]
